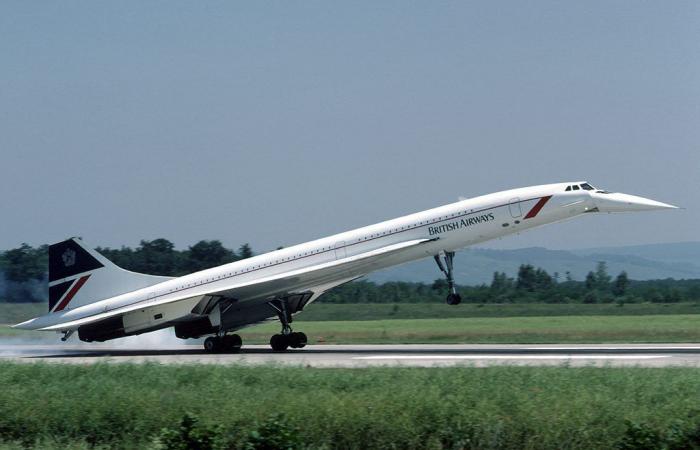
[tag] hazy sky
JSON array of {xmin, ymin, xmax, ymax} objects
[{"xmin": 1, "ymin": 1, "xmax": 698, "ymax": 253}]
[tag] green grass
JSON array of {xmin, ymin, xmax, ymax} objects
[
  {"xmin": 237, "ymin": 314, "xmax": 700, "ymax": 344},
  {"xmin": 0, "ymin": 303, "xmax": 45, "ymax": 325},
  {"xmin": 297, "ymin": 301, "xmax": 700, "ymax": 321},
  {"xmin": 4, "ymin": 302, "xmax": 700, "ymax": 343},
  {"xmin": 4, "ymin": 311, "xmax": 700, "ymax": 344},
  {"xmin": 0, "ymin": 327, "xmax": 36, "ymax": 338},
  {"xmin": 3, "ymin": 301, "xmax": 700, "ymax": 325},
  {"xmin": 0, "ymin": 363, "xmax": 698, "ymax": 449}
]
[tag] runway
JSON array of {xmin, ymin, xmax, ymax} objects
[{"xmin": 3, "ymin": 343, "xmax": 700, "ymax": 367}]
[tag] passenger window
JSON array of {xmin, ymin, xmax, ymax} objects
[{"xmin": 572, "ymin": 185, "xmax": 580, "ymax": 191}]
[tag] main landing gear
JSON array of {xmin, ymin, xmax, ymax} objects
[
  {"xmin": 268, "ymin": 297, "xmax": 308, "ymax": 351},
  {"xmin": 270, "ymin": 332, "xmax": 308, "ymax": 352},
  {"xmin": 434, "ymin": 251, "xmax": 461, "ymax": 305},
  {"xmin": 203, "ymin": 333, "xmax": 242, "ymax": 353}
]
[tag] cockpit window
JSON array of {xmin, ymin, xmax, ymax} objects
[
  {"xmin": 580, "ymin": 183, "xmax": 595, "ymax": 191},
  {"xmin": 572, "ymin": 185, "xmax": 580, "ymax": 191},
  {"xmin": 565, "ymin": 186, "xmax": 572, "ymax": 191}
]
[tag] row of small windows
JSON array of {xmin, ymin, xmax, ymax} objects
[
  {"xmin": 163, "ymin": 208, "xmax": 482, "ymax": 295},
  {"xmin": 355, "ymin": 210, "xmax": 477, "ymax": 242}
]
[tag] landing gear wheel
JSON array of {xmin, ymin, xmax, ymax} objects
[
  {"xmin": 267, "ymin": 296, "xmax": 308, "ymax": 351},
  {"xmin": 289, "ymin": 332, "xmax": 308, "ymax": 349},
  {"xmin": 446, "ymin": 293, "xmax": 462, "ymax": 305},
  {"xmin": 222, "ymin": 334, "xmax": 242, "ymax": 352},
  {"xmin": 270, "ymin": 334, "xmax": 289, "ymax": 352},
  {"xmin": 204, "ymin": 336, "xmax": 220, "ymax": 353}
]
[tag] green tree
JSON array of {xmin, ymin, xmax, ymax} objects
[
  {"xmin": 95, "ymin": 245, "xmax": 136, "ymax": 270},
  {"xmin": 516, "ymin": 265, "xmax": 537, "ymax": 292},
  {"xmin": 184, "ymin": 240, "xmax": 236, "ymax": 273},
  {"xmin": 238, "ymin": 243, "xmax": 254, "ymax": 260},
  {"xmin": 585, "ymin": 271, "xmax": 597, "ymax": 291},
  {"xmin": 0, "ymin": 244, "xmax": 46, "ymax": 282},
  {"xmin": 133, "ymin": 239, "xmax": 182, "ymax": 276},
  {"xmin": 595, "ymin": 261, "xmax": 611, "ymax": 291},
  {"xmin": 490, "ymin": 272, "xmax": 512, "ymax": 293},
  {"xmin": 0, "ymin": 244, "xmax": 48, "ymax": 302},
  {"xmin": 612, "ymin": 271, "xmax": 629, "ymax": 297},
  {"xmin": 583, "ymin": 291, "xmax": 599, "ymax": 304},
  {"xmin": 534, "ymin": 268, "xmax": 553, "ymax": 290}
]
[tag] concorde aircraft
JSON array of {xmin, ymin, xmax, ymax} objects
[{"xmin": 15, "ymin": 182, "xmax": 677, "ymax": 352}]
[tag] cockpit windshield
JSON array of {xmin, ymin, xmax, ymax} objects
[{"xmin": 565, "ymin": 182, "xmax": 597, "ymax": 192}]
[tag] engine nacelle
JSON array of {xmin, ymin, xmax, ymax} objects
[
  {"xmin": 174, "ymin": 317, "xmax": 216, "ymax": 339},
  {"xmin": 78, "ymin": 316, "xmax": 126, "ymax": 342}
]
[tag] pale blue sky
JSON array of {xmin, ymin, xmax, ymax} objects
[{"xmin": 1, "ymin": 1, "xmax": 698, "ymax": 252}]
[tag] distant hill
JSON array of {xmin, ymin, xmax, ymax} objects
[{"xmin": 367, "ymin": 242, "xmax": 700, "ymax": 285}]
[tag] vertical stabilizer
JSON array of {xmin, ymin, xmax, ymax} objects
[{"xmin": 48, "ymin": 238, "xmax": 173, "ymax": 312}]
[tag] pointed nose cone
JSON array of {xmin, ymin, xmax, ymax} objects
[{"xmin": 592, "ymin": 192, "xmax": 679, "ymax": 213}]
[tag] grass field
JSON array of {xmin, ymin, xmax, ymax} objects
[
  {"xmin": 3, "ymin": 301, "xmax": 700, "ymax": 324},
  {"xmin": 236, "ymin": 314, "xmax": 700, "ymax": 344},
  {"xmin": 297, "ymin": 302, "xmax": 700, "ymax": 321},
  {"xmin": 3, "ymin": 302, "xmax": 700, "ymax": 343},
  {"xmin": 0, "ymin": 315, "xmax": 700, "ymax": 344},
  {"xmin": 3, "ymin": 314, "xmax": 699, "ymax": 343},
  {"xmin": 0, "ymin": 363, "xmax": 698, "ymax": 449},
  {"xmin": 0, "ymin": 303, "xmax": 46, "ymax": 325}
]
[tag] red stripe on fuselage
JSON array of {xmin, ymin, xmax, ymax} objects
[
  {"xmin": 524, "ymin": 195, "xmax": 552, "ymax": 219},
  {"xmin": 53, "ymin": 275, "xmax": 90, "ymax": 312}
]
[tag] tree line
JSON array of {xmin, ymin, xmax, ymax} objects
[
  {"xmin": 1, "ymin": 241, "xmax": 699, "ymax": 304},
  {"xmin": 322, "ymin": 263, "xmax": 700, "ymax": 304},
  {"xmin": 0, "ymin": 239, "xmax": 253, "ymax": 302}
]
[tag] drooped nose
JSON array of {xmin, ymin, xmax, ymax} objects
[{"xmin": 591, "ymin": 192, "xmax": 679, "ymax": 213}]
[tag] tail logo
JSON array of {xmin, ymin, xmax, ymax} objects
[
  {"xmin": 62, "ymin": 249, "xmax": 76, "ymax": 267},
  {"xmin": 53, "ymin": 275, "xmax": 91, "ymax": 312}
]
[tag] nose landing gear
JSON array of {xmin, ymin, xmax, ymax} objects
[{"xmin": 434, "ymin": 251, "xmax": 461, "ymax": 305}]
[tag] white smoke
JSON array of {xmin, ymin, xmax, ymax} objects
[
  {"xmin": 108, "ymin": 327, "xmax": 192, "ymax": 349},
  {"xmin": 0, "ymin": 327, "xmax": 199, "ymax": 358}
]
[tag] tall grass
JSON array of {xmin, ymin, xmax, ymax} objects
[{"xmin": 0, "ymin": 363, "xmax": 699, "ymax": 449}]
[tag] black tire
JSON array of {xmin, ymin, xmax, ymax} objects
[
  {"xmin": 288, "ymin": 334, "xmax": 298, "ymax": 349},
  {"xmin": 288, "ymin": 332, "xmax": 307, "ymax": 349},
  {"xmin": 295, "ymin": 332, "xmax": 308, "ymax": 349},
  {"xmin": 446, "ymin": 293, "xmax": 462, "ymax": 305},
  {"xmin": 222, "ymin": 334, "xmax": 242, "ymax": 352},
  {"xmin": 270, "ymin": 334, "xmax": 289, "ymax": 352},
  {"xmin": 204, "ymin": 336, "xmax": 220, "ymax": 352}
]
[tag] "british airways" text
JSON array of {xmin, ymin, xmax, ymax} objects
[{"xmin": 428, "ymin": 213, "xmax": 495, "ymax": 236}]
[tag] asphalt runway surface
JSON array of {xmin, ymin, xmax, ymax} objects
[{"xmin": 2, "ymin": 342, "xmax": 700, "ymax": 367}]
